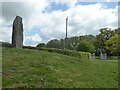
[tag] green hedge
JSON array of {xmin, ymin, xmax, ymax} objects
[
  {"xmin": 0, "ymin": 42, "xmax": 12, "ymax": 48},
  {"xmin": 0, "ymin": 42, "xmax": 36, "ymax": 49},
  {"xmin": 23, "ymin": 46, "xmax": 37, "ymax": 49},
  {"xmin": 37, "ymin": 47, "xmax": 91, "ymax": 60},
  {"xmin": 1, "ymin": 42, "xmax": 91, "ymax": 60},
  {"xmin": 1, "ymin": 42, "xmax": 37, "ymax": 49}
]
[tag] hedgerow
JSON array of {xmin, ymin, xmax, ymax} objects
[
  {"xmin": 23, "ymin": 46, "xmax": 37, "ymax": 49},
  {"xmin": 37, "ymin": 47, "xmax": 91, "ymax": 60},
  {"xmin": 0, "ymin": 42, "xmax": 12, "ymax": 48},
  {"xmin": 1, "ymin": 42, "xmax": 91, "ymax": 60}
]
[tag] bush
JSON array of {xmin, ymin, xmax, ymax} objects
[
  {"xmin": 23, "ymin": 46, "xmax": 37, "ymax": 49},
  {"xmin": 0, "ymin": 42, "xmax": 12, "ymax": 48},
  {"xmin": 76, "ymin": 41, "xmax": 94, "ymax": 52},
  {"xmin": 1, "ymin": 42, "xmax": 37, "ymax": 49},
  {"xmin": 36, "ymin": 43, "xmax": 46, "ymax": 48},
  {"xmin": 37, "ymin": 47, "xmax": 91, "ymax": 60},
  {"xmin": 1, "ymin": 42, "xmax": 91, "ymax": 60}
]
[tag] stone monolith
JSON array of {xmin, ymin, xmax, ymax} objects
[{"xmin": 12, "ymin": 16, "xmax": 23, "ymax": 48}]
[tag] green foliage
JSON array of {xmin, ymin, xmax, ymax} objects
[
  {"xmin": 76, "ymin": 41, "xmax": 94, "ymax": 52},
  {"xmin": 23, "ymin": 46, "xmax": 37, "ymax": 49},
  {"xmin": 1, "ymin": 42, "xmax": 37, "ymax": 49},
  {"xmin": 47, "ymin": 35, "xmax": 95, "ymax": 50},
  {"xmin": 0, "ymin": 42, "xmax": 12, "ymax": 48},
  {"xmin": 94, "ymin": 28, "xmax": 113, "ymax": 55},
  {"xmin": 1, "ymin": 42, "xmax": 90, "ymax": 60},
  {"xmin": 37, "ymin": 47, "xmax": 91, "ymax": 60},
  {"xmin": 47, "ymin": 39, "xmax": 60, "ymax": 48},
  {"xmin": 105, "ymin": 34, "xmax": 120, "ymax": 55},
  {"xmin": 36, "ymin": 43, "xmax": 46, "ymax": 48}
]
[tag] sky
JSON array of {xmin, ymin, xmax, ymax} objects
[{"xmin": 0, "ymin": 0, "xmax": 119, "ymax": 46}]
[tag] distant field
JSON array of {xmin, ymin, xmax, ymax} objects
[{"xmin": 2, "ymin": 47, "xmax": 118, "ymax": 88}]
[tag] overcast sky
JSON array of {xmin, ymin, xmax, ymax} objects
[{"xmin": 0, "ymin": 0, "xmax": 119, "ymax": 46}]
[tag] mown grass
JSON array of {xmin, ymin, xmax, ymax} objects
[
  {"xmin": 2, "ymin": 47, "xmax": 118, "ymax": 88},
  {"xmin": 95, "ymin": 56, "xmax": 119, "ymax": 60}
]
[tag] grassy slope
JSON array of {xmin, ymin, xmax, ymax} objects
[{"xmin": 2, "ymin": 47, "xmax": 118, "ymax": 88}]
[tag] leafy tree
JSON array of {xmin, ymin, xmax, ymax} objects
[
  {"xmin": 47, "ymin": 39, "xmax": 60, "ymax": 48},
  {"xmin": 94, "ymin": 28, "xmax": 113, "ymax": 55},
  {"xmin": 46, "ymin": 35, "xmax": 95, "ymax": 51},
  {"xmin": 105, "ymin": 34, "xmax": 120, "ymax": 55},
  {"xmin": 36, "ymin": 43, "xmax": 46, "ymax": 47},
  {"xmin": 76, "ymin": 41, "xmax": 94, "ymax": 52},
  {"xmin": 59, "ymin": 39, "xmax": 65, "ymax": 49}
]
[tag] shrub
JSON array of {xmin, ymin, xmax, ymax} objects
[
  {"xmin": 37, "ymin": 47, "xmax": 91, "ymax": 60},
  {"xmin": 0, "ymin": 42, "xmax": 12, "ymax": 48},
  {"xmin": 36, "ymin": 43, "xmax": 46, "ymax": 48},
  {"xmin": 1, "ymin": 42, "xmax": 91, "ymax": 60},
  {"xmin": 23, "ymin": 46, "xmax": 37, "ymax": 49},
  {"xmin": 1, "ymin": 42, "xmax": 37, "ymax": 50},
  {"xmin": 76, "ymin": 41, "xmax": 94, "ymax": 52}
]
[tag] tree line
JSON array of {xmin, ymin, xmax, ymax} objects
[
  {"xmin": 37, "ymin": 27, "xmax": 120, "ymax": 56},
  {"xmin": 94, "ymin": 28, "xmax": 120, "ymax": 56}
]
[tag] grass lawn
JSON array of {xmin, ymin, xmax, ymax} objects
[{"xmin": 2, "ymin": 47, "xmax": 118, "ymax": 88}]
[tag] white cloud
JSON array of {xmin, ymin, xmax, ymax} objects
[
  {"xmin": 0, "ymin": 0, "xmax": 119, "ymax": 2},
  {"xmin": 51, "ymin": 0, "xmax": 77, "ymax": 8},
  {"xmin": 77, "ymin": 0, "xmax": 119, "ymax": 2},
  {"xmin": 1, "ymin": 1, "xmax": 118, "ymax": 46},
  {"xmin": 37, "ymin": 3, "xmax": 118, "ymax": 39},
  {"xmin": 24, "ymin": 34, "xmax": 42, "ymax": 46},
  {"xmin": 0, "ymin": 26, "xmax": 12, "ymax": 43}
]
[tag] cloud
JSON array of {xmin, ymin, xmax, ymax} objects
[
  {"xmin": 67, "ymin": 3, "xmax": 118, "ymax": 35},
  {"xmin": 1, "ymin": 0, "xmax": 49, "ymax": 46},
  {"xmin": 77, "ymin": 0, "xmax": 119, "ymax": 2},
  {"xmin": 51, "ymin": 0, "xmax": 77, "ymax": 8},
  {"xmin": 37, "ymin": 3, "xmax": 117, "ymax": 41},
  {"xmin": 1, "ymin": 1, "xmax": 118, "ymax": 46},
  {"xmin": 24, "ymin": 34, "xmax": 42, "ymax": 46},
  {"xmin": 0, "ymin": 26, "xmax": 12, "ymax": 43}
]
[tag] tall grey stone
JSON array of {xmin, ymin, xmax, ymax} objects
[{"xmin": 12, "ymin": 16, "xmax": 23, "ymax": 48}]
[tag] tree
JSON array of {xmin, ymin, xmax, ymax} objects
[
  {"xmin": 36, "ymin": 43, "xmax": 46, "ymax": 47},
  {"xmin": 76, "ymin": 41, "xmax": 94, "ymax": 52},
  {"xmin": 46, "ymin": 35, "xmax": 95, "ymax": 51},
  {"xmin": 59, "ymin": 39, "xmax": 65, "ymax": 49},
  {"xmin": 105, "ymin": 34, "xmax": 120, "ymax": 55},
  {"xmin": 94, "ymin": 28, "xmax": 113, "ymax": 55},
  {"xmin": 47, "ymin": 39, "xmax": 60, "ymax": 48}
]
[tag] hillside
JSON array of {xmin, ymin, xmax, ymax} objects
[{"xmin": 2, "ymin": 47, "xmax": 118, "ymax": 88}]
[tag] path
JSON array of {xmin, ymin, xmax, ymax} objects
[{"xmin": 91, "ymin": 59, "xmax": 119, "ymax": 62}]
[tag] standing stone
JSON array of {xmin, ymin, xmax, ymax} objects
[{"xmin": 12, "ymin": 16, "xmax": 23, "ymax": 48}]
